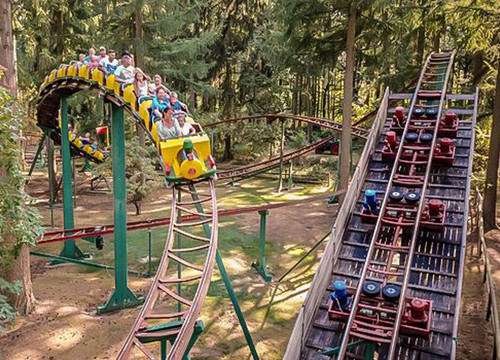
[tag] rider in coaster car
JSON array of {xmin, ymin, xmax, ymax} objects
[
  {"xmin": 84, "ymin": 47, "xmax": 96, "ymax": 64},
  {"xmin": 80, "ymin": 132, "xmax": 91, "ymax": 145},
  {"xmin": 176, "ymin": 112, "xmax": 195, "ymax": 136},
  {"xmin": 77, "ymin": 53, "xmax": 86, "ymax": 67},
  {"xmin": 151, "ymin": 87, "xmax": 170, "ymax": 123},
  {"xmin": 157, "ymin": 108, "xmax": 181, "ymax": 141},
  {"xmin": 97, "ymin": 46, "xmax": 108, "ymax": 68},
  {"xmin": 100, "ymin": 49, "xmax": 118, "ymax": 74},
  {"xmin": 169, "ymin": 92, "xmax": 189, "ymax": 113},
  {"xmin": 133, "ymin": 68, "xmax": 150, "ymax": 99},
  {"xmin": 114, "ymin": 51, "xmax": 135, "ymax": 87},
  {"xmin": 149, "ymin": 74, "xmax": 170, "ymax": 97}
]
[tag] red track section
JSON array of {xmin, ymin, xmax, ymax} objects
[
  {"xmin": 205, "ymin": 114, "xmax": 369, "ymax": 139},
  {"xmin": 218, "ymin": 136, "xmax": 335, "ymax": 180},
  {"xmin": 37, "ymin": 192, "xmax": 339, "ymax": 245}
]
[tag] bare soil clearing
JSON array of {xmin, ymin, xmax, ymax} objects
[{"xmin": 1, "ymin": 171, "xmax": 335, "ymax": 359}]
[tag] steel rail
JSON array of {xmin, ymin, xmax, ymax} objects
[
  {"xmin": 204, "ymin": 114, "xmax": 369, "ymax": 139},
  {"xmin": 450, "ymin": 87, "xmax": 479, "ymax": 358},
  {"xmin": 336, "ymin": 51, "xmax": 455, "ymax": 359},
  {"xmin": 37, "ymin": 191, "xmax": 340, "ymax": 244},
  {"xmin": 117, "ymin": 180, "xmax": 218, "ymax": 359},
  {"xmin": 218, "ymin": 136, "xmax": 335, "ymax": 180},
  {"xmin": 386, "ymin": 50, "xmax": 456, "ymax": 360}
]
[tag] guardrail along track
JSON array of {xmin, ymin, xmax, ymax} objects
[
  {"xmin": 36, "ymin": 70, "xmax": 220, "ymax": 359},
  {"xmin": 286, "ymin": 51, "xmax": 478, "ymax": 360}
]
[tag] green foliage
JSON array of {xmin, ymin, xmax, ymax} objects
[
  {"xmin": 0, "ymin": 279, "xmax": 22, "ymax": 333},
  {"xmin": 0, "ymin": 74, "xmax": 42, "ymax": 331},
  {"xmin": 92, "ymin": 135, "xmax": 162, "ymax": 215}
]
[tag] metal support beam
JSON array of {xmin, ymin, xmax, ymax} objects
[
  {"xmin": 189, "ymin": 183, "xmax": 260, "ymax": 360},
  {"xmin": 30, "ymin": 251, "xmax": 146, "ymax": 277},
  {"xmin": 277, "ymin": 119, "xmax": 285, "ymax": 193},
  {"xmin": 277, "ymin": 232, "xmax": 330, "ymax": 282},
  {"xmin": 26, "ymin": 130, "xmax": 48, "ymax": 183},
  {"xmin": 252, "ymin": 210, "xmax": 272, "ymax": 281},
  {"xmin": 177, "ymin": 190, "xmax": 183, "ymax": 315},
  {"xmin": 47, "ymin": 134, "xmax": 56, "ymax": 228},
  {"xmin": 98, "ymin": 103, "xmax": 143, "ymax": 313},
  {"xmin": 57, "ymin": 97, "xmax": 84, "ymax": 260}
]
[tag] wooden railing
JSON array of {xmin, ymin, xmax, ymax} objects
[
  {"xmin": 283, "ymin": 87, "xmax": 390, "ymax": 359},
  {"xmin": 471, "ymin": 188, "xmax": 500, "ymax": 360}
]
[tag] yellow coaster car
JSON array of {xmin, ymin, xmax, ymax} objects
[{"xmin": 160, "ymin": 125, "xmax": 216, "ymax": 183}]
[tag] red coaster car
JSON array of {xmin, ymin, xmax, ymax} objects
[
  {"xmin": 438, "ymin": 111, "xmax": 459, "ymax": 138},
  {"xmin": 390, "ymin": 107, "xmax": 406, "ymax": 134},
  {"xmin": 328, "ymin": 292, "xmax": 432, "ymax": 341},
  {"xmin": 420, "ymin": 199, "xmax": 447, "ymax": 231},
  {"xmin": 433, "ymin": 138, "xmax": 455, "ymax": 166},
  {"xmin": 382, "ymin": 131, "xmax": 399, "ymax": 162}
]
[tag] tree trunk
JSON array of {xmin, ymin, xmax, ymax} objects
[
  {"xmin": 133, "ymin": 0, "xmax": 144, "ymax": 69},
  {"xmin": 0, "ymin": 0, "xmax": 17, "ymax": 96},
  {"xmin": 339, "ymin": 3, "xmax": 356, "ymax": 203},
  {"xmin": 0, "ymin": 0, "xmax": 35, "ymax": 315},
  {"xmin": 483, "ymin": 59, "xmax": 500, "ymax": 231},
  {"xmin": 134, "ymin": 202, "xmax": 141, "ymax": 215}
]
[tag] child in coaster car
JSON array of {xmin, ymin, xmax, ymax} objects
[{"xmin": 176, "ymin": 112, "xmax": 195, "ymax": 136}]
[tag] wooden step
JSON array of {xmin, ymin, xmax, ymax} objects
[
  {"xmin": 159, "ymin": 274, "xmax": 203, "ymax": 284},
  {"xmin": 157, "ymin": 284, "xmax": 193, "ymax": 306},
  {"xmin": 144, "ymin": 311, "xmax": 188, "ymax": 320},
  {"xmin": 167, "ymin": 252, "xmax": 204, "ymax": 271},
  {"xmin": 177, "ymin": 196, "xmax": 212, "ymax": 206},
  {"xmin": 176, "ymin": 218, "xmax": 212, "ymax": 227},
  {"xmin": 170, "ymin": 244, "xmax": 210, "ymax": 253},
  {"xmin": 176, "ymin": 205, "xmax": 212, "ymax": 218},
  {"xmin": 173, "ymin": 227, "xmax": 211, "ymax": 242}
]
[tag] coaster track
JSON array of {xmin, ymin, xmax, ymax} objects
[
  {"xmin": 36, "ymin": 70, "xmax": 219, "ymax": 359},
  {"xmin": 285, "ymin": 51, "xmax": 479, "ymax": 360}
]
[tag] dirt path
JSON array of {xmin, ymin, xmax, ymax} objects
[{"xmin": 1, "ymin": 171, "xmax": 335, "ymax": 359}]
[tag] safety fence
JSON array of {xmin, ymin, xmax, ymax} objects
[{"xmin": 470, "ymin": 188, "xmax": 500, "ymax": 360}]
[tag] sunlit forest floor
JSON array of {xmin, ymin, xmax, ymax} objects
[
  {"xmin": 1, "ymin": 163, "xmax": 336, "ymax": 359},
  {"xmin": 1, "ymin": 158, "xmax": 497, "ymax": 359}
]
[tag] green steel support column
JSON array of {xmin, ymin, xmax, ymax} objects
[
  {"xmin": 26, "ymin": 130, "xmax": 48, "ymax": 182},
  {"xmin": 161, "ymin": 339, "xmax": 167, "ymax": 360},
  {"xmin": 277, "ymin": 119, "xmax": 285, "ymax": 193},
  {"xmin": 98, "ymin": 103, "xmax": 143, "ymax": 314},
  {"xmin": 58, "ymin": 97, "xmax": 84, "ymax": 260},
  {"xmin": 277, "ymin": 232, "xmax": 330, "ymax": 282},
  {"xmin": 181, "ymin": 321, "xmax": 204, "ymax": 360},
  {"xmin": 47, "ymin": 135, "xmax": 55, "ymax": 228},
  {"xmin": 148, "ymin": 229, "xmax": 153, "ymax": 277},
  {"xmin": 251, "ymin": 210, "xmax": 272, "ymax": 281},
  {"xmin": 188, "ymin": 184, "xmax": 260, "ymax": 360},
  {"xmin": 72, "ymin": 154, "xmax": 76, "ymax": 208}
]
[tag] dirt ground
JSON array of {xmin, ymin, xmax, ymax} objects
[
  {"xmin": 2, "ymin": 165, "xmax": 499, "ymax": 359},
  {"xmin": 1, "ymin": 169, "xmax": 336, "ymax": 359}
]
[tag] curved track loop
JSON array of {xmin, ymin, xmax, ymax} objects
[
  {"xmin": 218, "ymin": 136, "xmax": 334, "ymax": 181},
  {"xmin": 118, "ymin": 180, "xmax": 218, "ymax": 359},
  {"xmin": 36, "ymin": 74, "xmax": 219, "ymax": 359},
  {"xmin": 204, "ymin": 114, "xmax": 369, "ymax": 139}
]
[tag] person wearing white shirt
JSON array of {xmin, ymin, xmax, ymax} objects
[{"xmin": 177, "ymin": 112, "xmax": 195, "ymax": 136}]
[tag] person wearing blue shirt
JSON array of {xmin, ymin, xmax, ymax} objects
[
  {"xmin": 151, "ymin": 87, "xmax": 170, "ymax": 122},
  {"xmin": 169, "ymin": 92, "xmax": 189, "ymax": 113}
]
